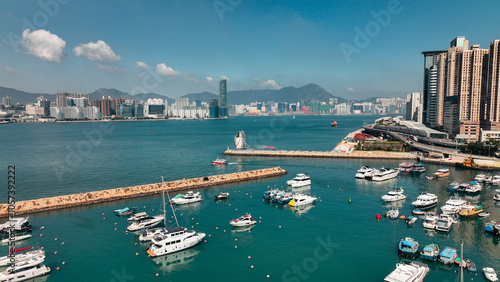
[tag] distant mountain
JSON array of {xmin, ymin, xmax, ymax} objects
[
  {"xmin": 0, "ymin": 87, "xmax": 55, "ymax": 105},
  {"xmin": 180, "ymin": 92, "xmax": 218, "ymax": 103},
  {"xmin": 88, "ymin": 88, "xmax": 174, "ymax": 104}
]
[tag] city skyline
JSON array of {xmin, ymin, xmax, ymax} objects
[{"xmin": 1, "ymin": 1, "xmax": 499, "ymax": 99}]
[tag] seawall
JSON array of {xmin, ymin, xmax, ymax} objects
[
  {"xmin": 223, "ymin": 149, "xmax": 418, "ymax": 160},
  {"xmin": 1, "ymin": 167, "xmax": 287, "ymax": 215}
]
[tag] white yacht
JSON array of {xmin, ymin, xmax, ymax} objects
[
  {"xmin": 0, "ymin": 263, "xmax": 50, "ymax": 281},
  {"xmin": 381, "ymin": 187, "xmax": 406, "ymax": 202},
  {"xmin": 411, "ymin": 193, "xmax": 439, "ymax": 209},
  {"xmin": 169, "ymin": 191, "xmax": 202, "ymax": 205},
  {"xmin": 355, "ymin": 167, "xmax": 375, "ymax": 179},
  {"xmin": 288, "ymin": 194, "xmax": 317, "ymax": 207},
  {"xmin": 384, "ymin": 260, "xmax": 429, "ymax": 282},
  {"xmin": 147, "ymin": 228, "xmax": 206, "ymax": 257},
  {"xmin": 422, "ymin": 212, "xmax": 438, "ymax": 229},
  {"xmin": 440, "ymin": 196, "xmax": 467, "ymax": 214},
  {"xmin": 0, "ymin": 249, "xmax": 44, "ymax": 267},
  {"xmin": 384, "ymin": 207, "xmax": 400, "ymax": 220},
  {"xmin": 435, "ymin": 214, "xmax": 453, "ymax": 232},
  {"xmin": 287, "ymin": 174, "xmax": 312, "ymax": 187},
  {"xmin": 371, "ymin": 168, "xmax": 399, "ymax": 182},
  {"xmin": 463, "ymin": 181, "xmax": 482, "ymax": 194},
  {"xmin": 363, "ymin": 169, "xmax": 379, "ymax": 180},
  {"xmin": 475, "ymin": 174, "xmax": 487, "ymax": 182},
  {"xmin": 0, "ymin": 217, "xmax": 32, "ymax": 234},
  {"xmin": 127, "ymin": 215, "xmax": 164, "ymax": 231},
  {"xmin": 229, "ymin": 214, "xmax": 257, "ymax": 227},
  {"xmin": 485, "ymin": 176, "xmax": 493, "ymax": 184},
  {"xmin": 128, "ymin": 212, "xmax": 148, "ymax": 221}
]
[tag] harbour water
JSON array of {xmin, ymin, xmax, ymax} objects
[{"xmin": 1, "ymin": 115, "xmax": 500, "ymax": 281}]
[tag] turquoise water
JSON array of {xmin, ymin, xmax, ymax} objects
[{"xmin": 1, "ymin": 116, "xmax": 499, "ymax": 281}]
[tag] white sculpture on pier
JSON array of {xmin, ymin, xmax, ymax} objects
[{"xmin": 234, "ymin": 131, "xmax": 246, "ymax": 150}]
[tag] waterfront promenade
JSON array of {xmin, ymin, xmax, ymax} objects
[
  {"xmin": 1, "ymin": 167, "xmax": 287, "ymax": 215},
  {"xmin": 223, "ymin": 149, "xmax": 418, "ymax": 160}
]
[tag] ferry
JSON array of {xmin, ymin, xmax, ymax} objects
[
  {"xmin": 371, "ymin": 168, "xmax": 399, "ymax": 182},
  {"xmin": 433, "ymin": 167, "xmax": 450, "ymax": 178},
  {"xmin": 399, "ymin": 163, "xmax": 414, "ymax": 175}
]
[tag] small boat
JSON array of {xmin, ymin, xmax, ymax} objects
[
  {"xmin": 274, "ymin": 192, "xmax": 294, "ymax": 204},
  {"xmin": 448, "ymin": 181, "xmax": 460, "ymax": 192},
  {"xmin": 128, "ymin": 212, "xmax": 148, "ymax": 221},
  {"xmin": 0, "ymin": 217, "xmax": 32, "ymax": 234},
  {"xmin": 484, "ymin": 267, "xmax": 499, "ymax": 281},
  {"xmin": 211, "ymin": 157, "xmax": 228, "ymax": 165},
  {"xmin": 459, "ymin": 181, "xmax": 482, "ymax": 194},
  {"xmin": 434, "ymin": 167, "xmax": 450, "ymax": 178},
  {"xmin": 434, "ymin": 214, "xmax": 453, "ymax": 232},
  {"xmin": 263, "ymin": 189, "xmax": 282, "ymax": 200},
  {"xmin": 405, "ymin": 216, "xmax": 417, "ymax": 225},
  {"xmin": 115, "ymin": 207, "xmax": 137, "ymax": 216},
  {"xmin": 485, "ymin": 176, "xmax": 493, "ymax": 184},
  {"xmin": 287, "ymin": 173, "xmax": 312, "ymax": 187},
  {"xmin": 399, "ymin": 163, "xmax": 414, "ymax": 175},
  {"xmin": 412, "ymin": 163, "xmax": 425, "ymax": 174},
  {"xmin": 466, "ymin": 259, "xmax": 477, "ymax": 272},
  {"xmin": 214, "ymin": 192, "xmax": 229, "ymax": 200},
  {"xmin": 475, "ymin": 174, "xmax": 487, "ymax": 182},
  {"xmin": 384, "ymin": 260, "xmax": 429, "ymax": 282},
  {"xmin": 420, "ymin": 243, "xmax": 440, "ymax": 261},
  {"xmin": 331, "ymin": 121, "xmax": 337, "ymax": 127},
  {"xmin": 1, "ymin": 233, "xmax": 32, "ymax": 244},
  {"xmin": 229, "ymin": 214, "xmax": 257, "ymax": 227},
  {"xmin": 494, "ymin": 189, "xmax": 500, "ymax": 201},
  {"xmin": 384, "ymin": 208, "xmax": 400, "ymax": 220},
  {"xmin": 0, "ymin": 248, "xmax": 44, "ymax": 267},
  {"xmin": 439, "ymin": 247, "xmax": 458, "ymax": 264},
  {"xmin": 288, "ymin": 194, "xmax": 317, "ymax": 207},
  {"xmin": 440, "ymin": 196, "xmax": 466, "ymax": 214},
  {"xmin": 381, "ymin": 187, "xmax": 406, "ymax": 202},
  {"xmin": 127, "ymin": 215, "xmax": 164, "ymax": 231},
  {"xmin": 372, "ymin": 168, "xmax": 399, "ymax": 182},
  {"xmin": 412, "ymin": 209, "xmax": 425, "ymax": 215},
  {"xmin": 411, "ymin": 193, "xmax": 439, "ymax": 209},
  {"xmin": 398, "ymin": 237, "xmax": 419, "ymax": 258},
  {"xmin": 485, "ymin": 221, "xmax": 500, "ymax": 236},
  {"xmin": 479, "ymin": 212, "xmax": 491, "ymax": 217},
  {"xmin": 459, "ymin": 203, "xmax": 484, "ymax": 218},
  {"xmin": 422, "ymin": 212, "xmax": 438, "ymax": 229},
  {"xmin": 170, "ymin": 191, "xmax": 202, "ymax": 205}
]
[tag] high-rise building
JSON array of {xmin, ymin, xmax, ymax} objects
[
  {"xmin": 422, "ymin": 50, "xmax": 447, "ymax": 124},
  {"xmin": 2, "ymin": 96, "xmax": 11, "ymax": 106},
  {"xmin": 485, "ymin": 40, "xmax": 500, "ymax": 125},
  {"xmin": 405, "ymin": 92, "xmax": 423, "ymax": 123},
  {"xmin": 219, "ymin": 79, "xmax": 227, "ymax": 117},
  {"xmin": 57, "ymin": 93, "xmax": 89, "ymax": 107}
]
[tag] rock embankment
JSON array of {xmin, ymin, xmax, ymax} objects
[{"xmin": 223, "ymin": 149, "xmax": 417, "ymax": 160}]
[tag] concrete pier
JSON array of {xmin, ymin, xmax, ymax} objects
[
  {"xmin": 223, "ymin": 149, "xmax": 418, "ymax": 160},
  {"xmin": 0, "ymin": 167, "xmax": 287, "ymax": 215}
]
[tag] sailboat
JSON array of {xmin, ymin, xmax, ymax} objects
[
  {"xmin": 139, "ymin": 179, "xmax": 169, "ymax": 241},
  {"xmin": 146, "ymin": 177, "xmax": 206, "ymax": 257}
]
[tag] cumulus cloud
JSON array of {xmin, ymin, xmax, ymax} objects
[
  {"xmin": 347, "ymin": 87, "xmax": 355, "ymax": 92},
  {"xmin": 73, "ymin": 40, "xmax": 121, "ymax": 63},
  {"xmin": 220, "ymin": 75, "xmax": 230, "ymax": 82},
  {"xmin": 252, "ymin": 78, "xmax": 282, "ymax": 90},
  {"xmin": 135, "ymin": 61, "xmax": 148, "ymax": 68},
  {"xmin": 206, "ymin": 76, "xmax": 213, "ymax": 83},
  {"xmin": 21, "ymin": 29, "xmax": 66, "ymax": 63},
  {"xmin": 155, "ymin": 63, "xmax": 182, "ymax": 77},
  {"xmin": 3, "ymin": 67, "xmax": 16, "ymax": 73}
]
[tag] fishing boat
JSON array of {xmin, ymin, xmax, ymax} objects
[
  {"xmin": 475, "ymin": 174, "xmax": 487, "ymax": 182},
  {"xmin": 434, "ymin": 167, "xmax": 450, "ymax": 178},
  {"xmin": 411, "ymin": 193, "xmax": 439, "ymax": 209},
  {"xmin": 384, "ymin": 208, "xmax": 400, "ymax": 220},
  {"xmin": 420, "ymin": 243, "xmax": 440, "ymax": 261},
  {"xmin": 399, "ymin": 163, "xmax": 414, "ymax": 175},
  {"xmin": 440, "ymin": 196, "xmax": 467, "ymax": 214},
  {"xmin": 439, "ymin": 247, "xmax": 457, "ymax": 264},
  {"xmin": 412, "ymin": 163, "xmax": 425, "ymax": 174},
  {"xmin": 128, "ymin": 212, "xmax": 148, "ymax": 221},
  {"xmin": 434, "ymin": 214, "xmax": 453, "ymax": 232},
  {"xmin": 169, "ymin": 191, "xmax": 202, "ymax": 205},
  {"xmin": 422, "ymin": 212, "xmax": 438, "ymax": 229},
  {"xmin": 384, "ymin": 260, "xmax": 429, "ymax": 282},
  {"xmin": 287, "ymin": 173, "xmax": 312, "ymax": 187},
  {"xmin": 458, "ymin": 203, "xmax": 484, "ymax": 218},
  {"xmin": 229, "ymin": 214, "xmax": 257, "ymax": 227},
  {"xmin": 0, "ymin": 217, "xmax": 32, "ymax": 234},
  {"xmin": 372, "ymin": 168, "xmax": 399, "ymax": 182},
  {"xmin": 381, "ymin": 187, "xmax": 406, "ymax": 202},
  {"xmin": 288, "ymin": 194, "xmax": 317, "ymax": 207},
  {"xmin": 398, "ymin": 237, "xmax": 419, "ymax": 258},
  {"xmin": 483, "ymin": 267, "xmax": 499, "ymax": 281},
  {"xmin": 0, "ymin": 248, "xmax": 44, "ymax": 267},
  {"xmin": 211, "ymin": 157, "xmax": 228, "ymax": 165},
  {"xmin": 214, "ymin": 192, "xmax": 229, "ymax": 200},
  {"xmin": 114, "ymin": 207, "xmax": 137, "ymax": 216}
]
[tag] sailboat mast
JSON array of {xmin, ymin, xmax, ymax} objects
[
  {"xmin": 460, "ymin": 240, "xmax": 464, "ymax": 282},
  {"xmin": 161, "ymin": 177, "xmax": 167, "ymax": 226},
  {"xmin": 162, "ymin": 177, "xmax": 180, "ymax": 227}
]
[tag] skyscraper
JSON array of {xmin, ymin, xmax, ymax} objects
[
  {"xmin": 219, "ymin": 79, "xmax": 227, "ymax": 117},
  {"xmin": 1, "ymin": 96, "xmax": 11, "ymax": 106},
  {"xmin": 485, "ymin": 40, "xmax": 500, "ymax": 125}
]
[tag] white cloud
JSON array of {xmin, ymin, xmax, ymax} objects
[
  {"xmin": 220, "ymin": 75, "xmax": 230, "ymax": 82},
  {"xmin": 96, "ymin": 64, "xmax": 124, "ymax": 72},
  {"xmin": 73, "ymin": 40, "xmax": 121, "ymax": 63},
  {"xmin": 206, "ymin": 76, "xmax": 213, "ymax": 83},
  {"xmin": 3, "ymin": 67, "xmax": 16, "ymax": 73},
  {"xmin": 21, "ymin": 29, "xmax": 66, "ymax": 63},
  {"xmin": 347, "ymin": 87, "xmax": 355, "ymax": 92},
  {"xmin": 155, "ymin": 63, "xmax": 182, "ymax": 77},
  {"xmin": 252, "ymin": 78, "xmax": 282, "ymax": 90},
  {"xmin": 135, "ymin": 61, "xmax": 148, "ymax": 68}
]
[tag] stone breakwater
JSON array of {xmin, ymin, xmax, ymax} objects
[
  {"xmin": 223, "ymin": 149, "xmax": 418, "ymax": 160},
  {"xmin": 0, "ymin": 167, "xmax": 287, "ymax": 215}
]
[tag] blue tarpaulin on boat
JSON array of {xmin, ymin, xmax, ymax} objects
[
  {"xmin": 403, "ymin": 240, "xmax": 414, "ymax": 246},
  {"xmin": 440, "ymin": 248, "xmax": 456, "ymax": 258}
]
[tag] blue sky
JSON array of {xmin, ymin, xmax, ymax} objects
[{"xmin": 0, "ymin": 0, "xmax": 499, "ymax": 99}]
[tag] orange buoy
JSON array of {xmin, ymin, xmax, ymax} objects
[{"xmin": 399, "ymin": 215, "xmax": 406, "ymax": 219}]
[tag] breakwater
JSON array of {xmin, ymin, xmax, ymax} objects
[
  {"xmin": 223, "ymin": 149, "xmax": 418, "ymax": 160},
  {"xmin": 0, "ymin": 167, "xmax": 287, "ymax": 215}
]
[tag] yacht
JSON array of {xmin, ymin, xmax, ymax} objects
[
  {"xmin": 0, "ymin": 263, "xmax": 50, "ymax": 281},
  {"xmin": 384, "ymin": 260, "xmax": 429, "ymax": 282},
  {"xmin": 170, "ymin": 191, "xmax": 202, "ymax": 205},
  {"xmin": 139, "ymin": 226, "xmax": 180, "ymax": 242},
  {"xmin": 147, "ymin": 228, "xmax": 206, "ymax": 257},
  {"xmin": 127, "ymin": 215, "xmax": 164, "ymax": 231},
  {"xmin": 440, "ymin": 196, "xmax": 467, "ymax": 214},
  {"xmin": 356, "ymin": 166, "xmax": 372, "ymax": 174},
  {"xmin": 0, "ymin": 233, "xmax": 32, "ymax": 244},
  {"xmin": 483, "ymin": 267, "xmax": 498, "ymax": 282},
  {"xmin": 463, "ymin": 181, "xmax": 482, "ymax": 194},
  {"xmin": 381, "ymin": 187, "xmax": 406, "ymax": 202},
  {"xmin": 211, "ymin": 157, "xmax": 228, "ymax": 165},
  {"xmin": 127, "ymin": 212, "xmax": 148, "ymax": 221},
  {"xmin": 434, "ymin": 167, "xmax": 450, "ymax": 178},
  {"xmin": 0, "ymin": 248, "xmax": 45, "ymax": 267},
  {"xmin": 288, "ymin": 194, "xmax": 317, "ymax": 207},
  {"xmin": 0, "ymin": 217, "xmax": 32, "ymax": 234},
  {"xmin": 475, "ymin": 174, "xmax": 487, "ymax": 182},
  {"xmin": 411, "ymin": 193, "xmax": 439, "ymax": 209},
  {"xmin": 355, "ymin": 167, "xmax": 375, "ymax": 179},
  {"xmin": 434, "ymin": 214, "xmax": 453, "ymax": 232},
  {"xmin": 287, "ymin": 174, "xmax": 312, "ymax": 187},
  {"xmin": 384, "ymin": 207, "xmax": 400, "ymax": 220},
  {"xmin": 372, "ymin": 168, "xmax": 399, "ymax": 182},
  {"xmin": 422, "ymin": 212, "xmax": 438, "ymax": 229},
  {"xmin": 363, "ymin": 169, "xmax": 379, "ymax": 180},
  {"xmin": 229, "ymin": 214, "xmax": 257, "ymax": 227},
  {"xmin": 485, "ymin": 175, "xmax": 493, "ymax": 184},
  {"xmin": 412, "ymin": 163, "xmax": 426, "ymax": 174}
]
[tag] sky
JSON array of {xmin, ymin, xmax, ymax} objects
[{"xmin": 0, "ymin": 0, "xmax": 499, "ymax": 100}]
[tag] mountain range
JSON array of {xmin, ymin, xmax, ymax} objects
[{"xmin": 0, "ymin": 83, "xmax": 349, "ymax": 106}]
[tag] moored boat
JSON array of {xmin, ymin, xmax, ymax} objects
[
  {"xmin": 0, "ymin": 248, "xmax": 44, "ymax": 267},
  {"xmin": 384, "ymin": 260, "xmax": 429, "ymax": 282},
  {"xmin": 440, "ymin": 196, "xmax": 466, "ymax": 214},
  {"xmin": 355, "ymin": 167, "xmax": 376, "ymax": 179},
  {"xmin": 169, "ymin": 191, "xmax": 202, "ymax": 205},
  {"xmin": 128, "ymin": 212, "xmax": 148, "ymax": 221},
  {"xmin": 399, "ymin": 163, "xmax": 414, "ymax": 175},
  {"xmin": 398, "ymin": 237, "xmax": 419, "ymax": 258},
  {"xmin": 494, "ymin": 190, "xmax": 500, "ymax": 201},
  {"xmin": 448, "ymin": 181, "xmax": 460, "ymax": 192},
  {"xmin": 0, "ymin": 217, "xmax": 32, "ymax": 234},
  {"xmin": 458, "ymin": 203, "xmax": 484, "ymax": 217},
  {"xmin": 214, "ymin": 192, "xmax": 229, "ymax": 200},
  {"xmin": 434, "ymin": 167, "xmax": 450, "ymax": 178},
  {"xmin": 127, "ymin": 215, "xmax": 164, "ymax": 231},
  {"xmin": 483, "ymin": 267, "xmax": 499, "ymax": 281},
  {"xmin": 439, "ymin": 247, "xmax": 457, "ymax": 264},
  {"xmin": 412, "ymin": 163, "xmax": 425, "ymax": 174},
  {"xmin": 384, "ymin": 208, "xmax": 400, "ymax": 220},
  {"xmin": 412, "ymin": 209, "xmax": 425, "ymax": 215},
  {"xmin": 492, "ymin": 175, "xmax": 500, "ymax": 185},
  {"xmin": 411, "ymin": 193, "xmax": 439, "ymax": 209},
  {"xmin": 434, "ymin": 214, "xmax": 453, "ymax": 232},
  {"xmin": 115, "ymin": 207, "xmax": 137, "ymax": 216},
  {"xmin": 287, "ymin": 173, "xmax": 312, "ymax": 187},
  {"xmin": 475, "ymin": 174, "xmax": 487, "ymax": 182},
  {"xmin": 372, "ymin": 168, "xmax": 399, "ymax": 182},
  {"xmin": 420, "ymin": 243, "xmax": 440, "ymax": 261},
  {"xmin": 229, "ymin": 214, "xmax": 257, "ymax": 227},
  {"xmin": 381, "ymin": 187, "xmax": 406, "ymax": 202},
  {"xmin": 288, "ymin": 194, "xmax": 317, "ymax": 207},
  {"xmin": 422, "ymin": 212, "xmax": 438, "ymax": 229}
]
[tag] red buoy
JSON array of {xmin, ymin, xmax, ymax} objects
[{"xmin": 376, "ymin": 214, "xmax": 381, "ymax": 220}]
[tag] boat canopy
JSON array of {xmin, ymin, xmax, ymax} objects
[
  {"xmin": 440, "ymin": 248, "xmax": 456, "ymax": 258},
  {"xmin": 402, "ymin": 240, "xmax": 415, "ymax": 246}
]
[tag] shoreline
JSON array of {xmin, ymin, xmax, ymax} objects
[
  {"xmin": 223, "ymin": 149, "xmax": 418, "ymax": 159},
  {"xmin": 0, "ymin": 167, "xmax": 287, "ymax": 215}
]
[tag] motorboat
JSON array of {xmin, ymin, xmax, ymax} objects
[
  {"xmin": 372, "ymin": 168, "xmax": 399, "ymax": 182},
  {"xmin": 411, "ymin": 193, "xmax": 439, "ymax": 209},
  {"xmin": 483, "ymin": 267, "xmax": 499, "ymax": 281},
  {"xmin": 355, "ymin": 166, "xmax": 374, "ymax": 179},
  {"xmin": 485, "ymin": 222, "xmax": 500, "ymax": 236},
  {"xmin": 398, "ymin": 237, "xmax": 419, "ymax": 258},
  {"xmin": 147, "ymin": 229, "xmax": 206, "ymax": 257},
  {"xmin": 493, "ymin": 175, "xmax": 500, "ymax": 185},
  {"xmin": 399, "ymin": 163, "xmax": 414, "ymax": 175},
  {"xmin": 229, "ymin": 214, "xmax": 257, "ymax": 227},
  {"xmin": 1, "ymin": 233, "xmax": 32, "ymax": 244},
  {"xmin": 494, "ymin": 190, "xmax": 500, "ymax": 201},
  {"xmin": 381, "ymin": 187, "xmax": 406, "ymax": 202},
  {"xmin": 412, "ymin": 163, "xmax": 425, "ymax": 174},
  {"xmin": 263, "ymin": 189, "xmax": 283, "ymax": 200},
  {"xmin": 0, "ymin": 217, "xmax": 32, "ymax": 234},
  {"xmin": 0, "ymin": 263, "xmax": 50, "ymax": 281},
  {"xmin": 459, "ymin": 203, "xmax": 484, "ymax": 218},
  {"xmin": 384, "ymin": 208, "xmax": 400, "ymax": 220},
  {"xmin": 363, "ymin": 169, "xmax": 379, "ymax": 180},
  {"xmin": 475, "ymin": 174, "xmax": 487, "ymax": 182},
  {"xmin": 140, "ymin": 226, "xmax": 187, "ymax": 242},
  {"xmin": 214, "ymin": 192, "xmax": 229, "ymax": 200},
  {"xmin": 422, "ymin": 212, "xmax": 438, "ymax": 229},
  {"xmin": 440, "ymin": 196, "xmax": 467, "ymax": 214},
  {"xmin": 169, "ymin": 191, "xmax": 202, "ymax": 205},
  {"xmin": 434, "ymin": 214, "xmax": 453, "ymax": 232},
  {"xmin": 438, "ymin": 247, "xmax": 457, "ymax": 264},
  {"xmin": 211, "ymin": 157, "xmax": 228, "ymax": 165},
  {"xmin": 411, "ymin": 209, "xmax": 425, "ymax": 215},
  {"xmin": 434, "ymin": 167, "xmax": 450, "ymax": 178},
  {"xmin": 0, "ymin": 248, "xmax": 44, "ymax": 267},
  {"xmin": 457, "ymin": 181, "xmax": 482, "ymax": 194},
  {"xmin": 466, "ymin": 259, "xmax": 477, "ymax": 272},
  {"xmin": 287, "ymin": 174, "xmax": 312, "ymax": 187},
  {"xmin": 288, "ymin": 194, "xmax": 317, "ymax": 207},
  {"xmin": 127, "ymin": 215, "xmax": 164, "ymax": 231},
  {"xmin": 405, "ymin": 216, "xmax": 417, "ymax": 225},
  {"xmin": 479, "ymin": 212, "xmax": 491, "ymax": 217},
  {"xmin": 274, "ymin": 192, "xmax": 294, "ymax": 204},
  {"xmin": 384, "ymin": 260, "xmax": 429, "ymax": 282},
  {"xmin": 128, "ymin": 212, "xmax": 148, "ymax": 221},
  {"xmin": 485, "ymin": 176, "xmax": 493, "ymax": 184},
  {"xmin": 114, "ymin": 207, "xmax": 137, "ymax": 216},
  {"xmin": 420, "ymin": 243, "xmax": 440, "ymax": 262},
  {"xmin": 4, "ymin": 253, "xmax": 45, "ymax": 273},
  {"xmin": 448, "ymin": 181, "xmax": 460, "ymax": 192}
]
